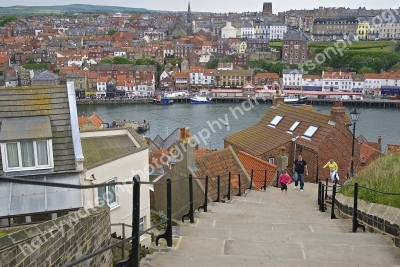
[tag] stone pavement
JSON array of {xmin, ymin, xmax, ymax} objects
[{"xmin": 141, "ymin": 183, "xmax": 400, "ymax": 267}]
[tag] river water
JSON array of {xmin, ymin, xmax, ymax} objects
[{"xmin": 77, "ymin": 102, "xmax": 400, "ymax": 150}]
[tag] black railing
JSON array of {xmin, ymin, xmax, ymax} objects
[
  {"xmin": 321, "ymin": 181, "xmax": 400, "ymax": 233},
  {"xmin": 1, "ymin": 169, "xmax": 272, "ymax": 267}
]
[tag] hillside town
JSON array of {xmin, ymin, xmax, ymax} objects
[
  {"xmin": 0, "ymin": 3, "xmax": 400, "ymax": 267},
  {"xmin": 0, "ymin": 3, "xmax": 400, "ymax": 99}
]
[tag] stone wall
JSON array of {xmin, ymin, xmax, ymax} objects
[
  {"xmin": 335, "ymin": 194, "xmax": 400, "ymax": 247},
  {"xmin": 0, "ymin": 205, "xmax": 113, "ymax": 267},
  {"xmin": 248, "ymin": 51, "xmax": 281, "ymax": 61}
]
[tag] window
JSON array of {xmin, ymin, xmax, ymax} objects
[
  {"xmin": 303, "ymin": 125, "xmax": 319, "ymax": 138},
  {"xmin": 269, "ymin": 157, "xmax": 275, "ymax": 164},
  {"xmin": 269, "ymin": 115, "xmax": 283, "ymax": 127},
  {"xmin": 98, "ymin": 179, "xmax": 117, "ymax": 207},
  {"xmin": 2, "ymin": 140, "xmax": 53, "ymax": 171},
  {"xmin": 139, "ymin": 217, "xmax": 144, "ymax": 232}
]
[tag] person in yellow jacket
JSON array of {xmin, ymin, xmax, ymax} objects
[{"xmin": 323, "ymin": 159, "xmax": 339, "ymax": 182}]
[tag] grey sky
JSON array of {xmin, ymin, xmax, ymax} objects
[{"xmin": 1, "ymin": 0, "xmax": 396, "ymax": 13}]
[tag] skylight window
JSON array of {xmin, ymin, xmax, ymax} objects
[
  {"xmin": 289, "ymin": 121, "xmax": 300, "ymax": 132},
  {"xmin": 269, "ymin": 115, "xmax": 283, "ymax": 126},
  {"xmin": 303, "ymin": 125, "xmax": 319, "ymax": 138}
]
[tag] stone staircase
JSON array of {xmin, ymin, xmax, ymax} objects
[{"xmin": 141, "ymin": 183, "xmax": 400, "ymax": 267}]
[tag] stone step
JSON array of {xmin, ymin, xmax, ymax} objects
[{"xmin": 141, "ymin": 249, "xmax": 400, "ymax": 267}]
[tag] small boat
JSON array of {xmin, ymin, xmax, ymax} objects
[
  {"xmin": 190, "ymin": 95, "xmax": 212, "ymax": 104},
  {"xmin": 153, "ymin": 95, "xmax": 174, "ymax": 105},
  {"xmin": 283, "ymin": 95, "xmax": 307, "ymax": 105}
]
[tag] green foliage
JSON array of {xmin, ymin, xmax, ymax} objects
[
  {"xmin": 168, "ymin": 58, "xmax": 182, "ymax": 69},
  {"xmin": 108, "ymin": 28, "xmax": 118, "ymax": 36},
  {"xmin": 0, "ymin": 231, "xmax": 6, "ymax": 237},
  {"xmin": 357, "ymin": 66, "xmax": 376, "ymax": 74},
  {"xmin": 206, "ymin": 58, "xmax": 219, "ymax": 69},
  {"xmin": 112, "ymin": 56, "xmax": 131, "ymax": 64},
  {"xmin": 26, "ymin": 54, "xmax": 37, "ymax": 63},
  {"xmin": 150, "ymin": 211, "xmax": 167, "ymax": 230},
  {"xmin": 0, "ymin": 16, "xmax": 18, "ymax": 26},
  {"xmin": 270, "ymin": 62, "xmax": 287, "ymax": 76},
  {"xmin": 100, "ymin": 58, "xmax": 112, "ymax": 64},
  {"xmin": 133, "ymin": 57, "xmax": 156, "ymax": 65},
  {"xmin": 53, "ymin": 68, "xmax": 60, "ymax": 74},
  {"xmin": 21, "ymin": 63, "xmax": 48, "ymax": 70},
  {"xmin": 289, "ymin": 64, "xmax": 298, "ymax": 70},
  {"xmin": 222, "ymin": 55, "xmax": 233, "ymax": 63},
  {"xmin": 338, "ymin": 155, "xmax": 400, "ymax": 208}
]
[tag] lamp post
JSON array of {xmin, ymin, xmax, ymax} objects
[{"xmin": 350, "ymin": 109, "xmax": 360, "ymax": 177}]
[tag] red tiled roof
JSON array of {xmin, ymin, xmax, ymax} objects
[
  {"xmin": 237, "ymin": 151, "xmax": 277, "ymax": 189},
  {"xmin": 194, "ymin": 146, "xmax": 251, "ymax": 200},
  {"xmin": 253, "ymin": 72, "xmax": 280, "ymax": 79},
  {"xmin": 359, "ymin": 143, "xmax": 384, "ymax": 171}
]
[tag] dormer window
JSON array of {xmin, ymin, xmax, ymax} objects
[
  {"xmin": 0, "ymin": 116, "xmax": 54, "ymax": 172},
  {"xmin": 269, "ymin": 115, "xmax": 283, "ymax": 127},
  {"xmin": 303, "ymin": 125, "xmax": 319, "ymax": 139},
  {"xmin": 288, "ymin": 121, "xmax": 301, "ymax": 132}
]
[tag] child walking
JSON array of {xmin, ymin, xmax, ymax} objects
[{"xmin": 278, "ymin": 170, "xmax": 291, "ymax": 195}]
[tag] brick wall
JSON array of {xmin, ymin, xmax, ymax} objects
[{"xmin": 0, "ymin": 205, "xmax": 112, "ymax": 267}]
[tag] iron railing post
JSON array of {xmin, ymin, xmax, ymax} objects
[
  {"xmin": 325, "ymin": 178, "xmax": 329, "ymax": 200},
  {"xmin": 352, "ymin": 182, "xmax": 365, "ymax": 232},
  {"xmin": 331, "ymin": 183, "xmax": 338, "ymax": 219},
  {"xmin": 248, "ymin": 169, "xmax": 253, "ymax": 190},
  {"xmin": 197, "ymin": 176, "xmax": 208, "ymax": 212},
  {"xmin": 182, "ymin": 174, "xmax": 194, "ymax": 223},
  {"xmin": 214, "ymin": 175, "xmax": 220, "ymax": 202},
  {"xmin": 263, "ymin": 170, "xmax": 267, "ymax": 190},
  {"xmin": 117, "ymin": 175, "xmax": 140, "ymax": 267},
  {"xmin": 318, "ymin": 181, "xmax": 322, "ymax": 206},
  {"xmin": 237, "ymin": 174, "xmax": 241, "ymax": 196},
  {"xmin": 226, "ymin": 172, "xmax": 231, "ymax": 200},
  {"xmin": 156, "ymin": 178, "xmax": 173, "ymax": 246},
  {"xmin": 122, "ymin": 224, "xmax": 126, "ymax": 260}
]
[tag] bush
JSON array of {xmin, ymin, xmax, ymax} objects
[{"xmin": 150, "ymin": 211, "xmax": 167, "ymax": 230}]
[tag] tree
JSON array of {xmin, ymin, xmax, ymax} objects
[
  {"xmin": 26, "ymin": 54, "xmax": 37, "ymax": 63},
  {"xmin": 206, "ymin": 58, "xmax": 219, "ymax": 69},
  {"xmin": 100, "ymin": 58, "xmax": 112, "ymax": 64},
  {"xmin": 108, "ymin": 28, "xmax": 118, "ymax": 36},
  {"xmin": 358, "ymin": 66, "xmax": 376, "ymax": 74},
  {"xmin": 112, "ymin": 56, "xmax": 131, "ymax": 64},
  {"xmin": 270, "ymin": 62, "xmax": 286, "ymax": 76}
]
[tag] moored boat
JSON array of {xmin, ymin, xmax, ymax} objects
[
  {"xmin": 190, "ymin": 95, "xmax": 212, "ymax": 104},
  {"xmin": 153, "ymin": 95, "xmax": 174, "ymax": 105},
  {"xmin": 283, "ymin": 95, "xmax": 307, "ymax": 105}
]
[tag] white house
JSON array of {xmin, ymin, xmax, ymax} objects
[
  {"xmin": 221, "ymin": 21, "xmax": 237, "ymax": 38},
  {"xmin": 80, "ymin": 127, "xmax": 151, "ymax": 246},
  {"xmin": 270, "ymin": 22, "xmax": 287, "ymax": 40},
  {"xmin": 364, "ymin": 73, "xmax": 381, "ymax": 93},
  {"xmin": 283, "ymin": 69, "xmax": 302, "ymax": 89},
  {"xmin": 301, "ymin": 74, "xmax": 322, "ymax": 91},
  {"xmin": 240, "ymin": 22, "xmax": 254, "ymax": 39},
  {"xmin": 321, "ymin": 71, "xmax": 355, "ymax": 92},
  {"xmin": 96, "ymin": 77, "xmax": 108, "ymax": 97}
]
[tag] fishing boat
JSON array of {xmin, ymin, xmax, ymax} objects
[
  {"xmin": 283, "ymin": 95, "xmax": 307, "ymax": 105},
  {"xmin": 190, "ymin": 95, "xmax": 212, "ymax": 104},
  {"xmin": 153, "ymin": 95, "xmax": 174, "ymax": 105}
]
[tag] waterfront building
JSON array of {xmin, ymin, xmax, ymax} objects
[
  {"xmin": 214, "ymin": 69, "xmax": 253, "ymax": 88},
  {"xmin": 301, "ymin": 74, "xmax": 322, "ymax": 91},
  {"xmin": 282, "ymin": 69, "xmax": 302, "ymax": 90},
  {"xmin": 253, "ymin": 72, "xmax": 280, "ymax": 89},
  {"xmin": 363, "ymin": 73, "xmax": 381, "ymax": 94},
  {"xmin": 321, "ymin": 71, "xmax": 356, "ymax": 92}
]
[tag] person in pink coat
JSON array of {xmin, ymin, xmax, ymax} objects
[{"xmin": 278, "ymin": 170, "xmax": 292, "ymax": 195}]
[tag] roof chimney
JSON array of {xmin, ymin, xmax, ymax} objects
[
  {"xmin": 378, "ymin": 135, "xmax": 382, "ymax": 152},
  {"xmin": 272, "ymin": 89, "xmax": 285, "ymax": 106},
  {"xmin": 330, "ymin": 101, "xmax": 348, "ymax": 124}
]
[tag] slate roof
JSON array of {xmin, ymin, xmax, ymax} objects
[
  {"xmin": 81, "ymin": 128, "xmax": 147, "ymax": 169},
  {"xmin": 152, "ymin": 128, "xmax": 180, "ymax": 150},
  {"xmin": 237, "ymin": 151, "xmax": 277, "ymax": 190},
  {"xmin": 0, "ymin": 86, "xmax": 76, "ymax": 174},
  {"xmin": 32, "ymin": 70, "xmax": 59, "ymax": 81},
  {"xmin": 193, "ymin": 146, "xmax": 250, "ymax": 201},
  {"xmin": 224, "ymin": 104, "xmax": 338, "ymax": 156}
]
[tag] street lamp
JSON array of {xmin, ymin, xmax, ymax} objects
[{"xmin": 350, "ymin": 109, "xmax": 361, "ymax": 177}]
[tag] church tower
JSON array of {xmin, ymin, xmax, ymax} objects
[{"xmin": 187, "ymin": 2, "xmax": 192, "ymax": 24}]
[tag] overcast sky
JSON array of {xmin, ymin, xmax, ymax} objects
[{"xmin": 2, "ymin": 0, "xmax": 396, "ymax": 13}]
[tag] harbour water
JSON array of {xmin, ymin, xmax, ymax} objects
[{"xmin": 77, "ymin": 102, "xmax": 400, "ymax": 150}]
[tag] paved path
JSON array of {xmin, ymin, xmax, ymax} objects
[{"xmin": 141, "ymin": 183, "xmax": 400, "ymax": 267}]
